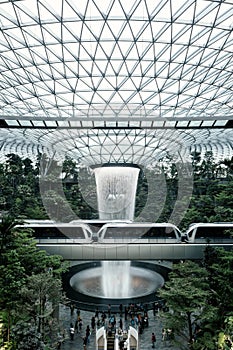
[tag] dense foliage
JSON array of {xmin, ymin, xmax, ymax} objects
[
  {"xmin": 0, "ymin": 216, "xmax": 68, "ymax": 349},
  {"xmin": 158, "ymin": 248, "xmax": 233, "ymax": 350},
  {"xmin": 0, "ymin": 151, "xmax": 232, "ymax": 228}
]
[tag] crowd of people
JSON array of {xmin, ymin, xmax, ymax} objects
[{"xmin": 57, "ymin": 300, "xmax": 173, "ymax": 349}]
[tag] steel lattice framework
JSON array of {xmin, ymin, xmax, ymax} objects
[{"xmin": 0, "ymin": 0, "xmax": 232, "ymax": 165}]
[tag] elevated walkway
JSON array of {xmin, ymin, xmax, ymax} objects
[{"xmin": 36, "ymin": 242, "xmax": 233, "ymax": 260}]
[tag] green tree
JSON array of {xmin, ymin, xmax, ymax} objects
[
  {"xmin": 158, "ymin": 260, "xmax": 215, "ymax": 349},
  {"xmin": 62, "ymin": 156, "xmax": 78, "ymax": 181},
  {"xmin": 0, "ymin": 216, "xmax": 67, "ymax": 348},
  {"xmin": 210, "ymin": 180, "xmax": 233, "ymax": 222},
  {"xmin": 42, "ymin": 190, "xmax": 72, "ymax": 221},
  {"xmin": 0, "ymin": 216, "xmax": 26, "ymax": 344},
  {"xmin": 220, "ymin": 157, "xmax": 233, "ymax": 179},
  {"xmin": 203, "ymin": 247, "xmax": 233, "ymax": 328},
  {"xmin": 0, "ymin": 216, "xmax": 22, "ymax": 257},
  {"xmin": 19, "ymin": 271, "xmax": 64, "ymax": 346},
  {"xmin": 11, "ymin": 321, "xmax": 45, "ymax": 350},
  {"xmin": 190, "ymin": 151, "xmax": 202, "ymax": 180}
]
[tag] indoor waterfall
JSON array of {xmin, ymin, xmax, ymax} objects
[
  {"xmin": 94, "ymin": 165, "xmax": 140, "ymax": 298},
  {"xmin": 94, "ymin": 165, "xmax": 140, "ymax": 220},
  {"xmin": 102, "ymin": 260, "xmax": 131, "ymax": 298}
]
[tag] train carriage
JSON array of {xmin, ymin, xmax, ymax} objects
[
  {"xmin": 184, "ymin": 223, "xmax": 233, "ymax": 243},
  {"xmin": 15, "ymin": 220, "xmax": 93, "ymax": 243},
  {"xmin": 97, "ymin": 222, "xmax": 182, "ymax": 243}
]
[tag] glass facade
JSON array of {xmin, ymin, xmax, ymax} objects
[{"xmin": 0, "ymin": 0, "xmax": 232, "ymax": 164}]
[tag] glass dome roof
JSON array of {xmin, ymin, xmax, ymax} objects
[{"xmin": 0, "ymin": 0, "xmax": 232, "ymax": 165}]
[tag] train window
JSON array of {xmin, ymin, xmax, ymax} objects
[
  {"xmin": 33, "ymin": 227, "xmax": 61, "ymax": 238},
  {"xmin": 87, "ymin": 220, "xmax": 132, "ymax": 234},
  {"xmin": 195, "ymin": 226, "xmax": 233, "ymax": 239},
  {"xmin": 16, "ymin": 224, "xmax": 91, "ymax": 240},
  {"xmin": 99, "ymin": 224, "xmax": 179, "ymax": 240},
  {"xmin": 103, "ymin": 227, "xmax": 139, "ymax": 238},
  {"xmin": 140, "ymin": 227, "xmax": 176, "ymax": 238},
  {"xmin": 59, "ymin": 226, "xmax": 89, "ymax": 238}
]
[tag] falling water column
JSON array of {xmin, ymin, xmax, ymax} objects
[
  {"xmin": 94, "ymin": 164, "xmax": 140, "ymax": 298},
  {"xmin": 94, "ymin": 165, "xmax": 140, "ymax": 220},
  {"xmin": 101, "ymin": 260, "xmax": 131, "ymax": 298}
]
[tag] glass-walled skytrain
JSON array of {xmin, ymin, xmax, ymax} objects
[
  {"xmin": 183, "ymin": 223, "xmax": 233, "ymax": 243},
  {"xmin": 69, "ymin": 219, "xmax": 132, "ymax": 235},
  {"xmin": 14, "ymin": 220, "xmax": 233, "ymax": 245},
  {"xmin": 15, "ymin": 220, "xmax": 93, "ymax": 243},
  {"xmin": 97, "ymin": 222, "xmax": 182, "ymax": 243}
]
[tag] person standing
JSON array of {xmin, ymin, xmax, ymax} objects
[
  {"xmin": 108, "ymin": 304, "xmax": 111, "ymax": 317},
  {"xmin": 95, "ymin": 307, "xmax": 99, "ymax": 318},
  {"xmin": 69, "ymin": 323, "xmax": 75, "ymax": 340},
  {"xmin": 91, "ymin": 316, "xmax": 96, "ymax": 331},
  {"xmin": 56, "ymin": 334, "xmax": 63, "ymax": 349},
  {"xmin": 123, "ymin": 339, "xmax": 128, "ymax": 350},
  {"xmin": 119, "ymin": 318, "xmax": 123, "ymax": 330},
  {"xmin": 78, "ymin": 318, "xmax": 83, "ymax": 332},
  {"xmin": 86, "ymin": 325, "xmax": 91, "ymax": 343},
  {"xmin": 151, "ymin": 332, "xmax": 156, "ymax": 348},
  {"xmin": 70, "ymin": 303, "xmax": 75, "ymax": 316},
  {"xmin": 83, "ymin": 336, "xmax": 88, "ymax": 350},
  {"xmin": 162, "ymin": 328, "xmax": 166, "ymax": 341}
]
